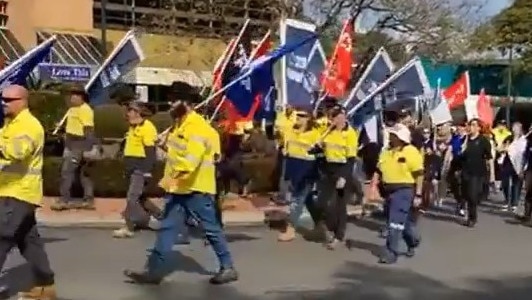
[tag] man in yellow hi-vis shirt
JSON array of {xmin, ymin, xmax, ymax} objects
[
  {"xmin": 124, "ymin": 83, "xmax": 237, "ymax": 285},
  {"xmin": 52, "ymin": 85, "xmax": 96, "ymax": 211},
  {"xmin": 113, "ymin": 101, "xmax": 162, "ymax": 238},
  {"xmin": 0, "ymin": 85, "xmax": 56, "ymax": 299}
]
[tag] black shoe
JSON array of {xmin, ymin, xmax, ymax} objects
[
  {"xmin": 209, "ymin": 268, "xmax": 238, "ymax": 285},
  {"xmin": 0, "ymin": 285, "xmax": 9, "ymax": 299},
  {"xmin": 464, "ymin": 220, "xmax": 476, "ymax": 228},
  {"xmin": 123, "ymin": 269, "xmax": 162, "ymax": 285}
]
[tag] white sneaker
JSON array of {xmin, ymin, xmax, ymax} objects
[
  {"xmin": 511, "ymin": 206, "xmax": 518, "ymax": 213},
  {"xmin": 459, "ymin": 209, "xmax": 465, "ymax": 217},
  {"xmin": 501, "ymin": 204, "xmax": 509, "ymax": 211}
]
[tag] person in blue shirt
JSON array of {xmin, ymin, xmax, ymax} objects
[{"xmin": 447, "ymin": 123, "xmax": 467, "ymax": 216}]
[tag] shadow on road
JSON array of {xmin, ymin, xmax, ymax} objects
[{"xmin": 116, "ymin": 261, "xmax": 532, "ymax": 300}]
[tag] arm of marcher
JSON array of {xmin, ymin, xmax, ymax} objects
[{"xmin": 0, "ymin": 133, "xmax": 36, "ymax": 164}]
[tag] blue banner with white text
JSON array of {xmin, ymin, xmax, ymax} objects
[
  {"xmin": 39, "ymin": 64, "xmax": 91, "ymax": 82},
  {"xmin": 281, "ymin": 19, "xmax": 326, "ymax": 109},
  {"xmin": 85, "ymin": 31, "xmax": 144, "ymax": 106}
]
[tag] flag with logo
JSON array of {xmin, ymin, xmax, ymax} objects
[
  {"xmin": 429, "ymin": 78, "xmax": 453, "ymax": 125},
  {"xmin": 321, "ymin": 18, "xmax": 354, "ymax": 98},
  {"xmin": 85, "ymin": 30, "xmax": 145, "ymax": 106},
  {"xmin": 383, "ymin": 57, "xmax": 431, "ymax": 111},
  {"xmin": 224, "ymin": 34, "xmax": 318, "ymax": 116},
  {"xmin": 0, "ymin": 36, "xmax": 56, "ymax": 126},
  {"xmin": 281, "ymin": 19, "xmax": 326, "ymax": 108},
  {"xmin": 344, "ymin": 47, "xmax": 394, "ymax": 127},
  {"xmin": 443, "ymin": 71, "xmax": 470, "ymax": 110}
]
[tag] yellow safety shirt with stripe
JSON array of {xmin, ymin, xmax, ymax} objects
[
  {"xmin": 322, "ymin": 126, "xmax": 359, "ymax": 163},
  {"xmin": 284, "ymin": 128, "xmax": 321, "ymax": 161},
  {"xmin": 0, "ymin": 109, "xmax": 44, "ymax": 205},
  {"xmin": 160, "ymin": 111, "xmax": 216, "ymax": 195},
  {"xmin": 378, "ymin": 145, "xmax": 423, "ymax": 184},
  {"xmin": 123, "ymin": 119, "xmax": 158, "ymax": 157},
  {"xmin": 65, "ymin": 103, "xmax": 94, "ymax": 136}
]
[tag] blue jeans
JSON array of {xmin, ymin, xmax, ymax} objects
[
  {"xmin": 146, "ymin": 193, "xmax": 234, "ymax": 278},
  {"xmin": 288, "ymin": 183, "xmax": 314, "ymax": 226},
  {"xmin": 383, "ymin": 188, "xmax": 420, "ymax": 259},
  {"xmin": 502, "ymin": 172, "xmax": 523, "ymax": 207}
]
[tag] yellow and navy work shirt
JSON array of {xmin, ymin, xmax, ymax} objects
[
  {"xmin": 0, "ymin": 109, "xmax": 44, "ymax": 205},
  {"xmin": 65, "ymin": 103, "xmax": 94, "ymax": 137},
  {"xmin": 124, "ymin": 120, "xmax": 158, "ymax": 158},
  {"xmin": 284, "ymin": 128, "xmax": 321, "ymax": 188},
  {"xmin": 160, "ymin": 111, "xmax": 216, "ymax": 195},
  {"xmin": 378, "ymin": 144, "xmax": 423, "ymax": 185},
  {"xmin": 322, "ymin": 126, "xmax": 359, "ymax": 163}
]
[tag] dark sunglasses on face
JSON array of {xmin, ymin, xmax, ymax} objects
[
  {"xmin": 2, "ymin": 97, "xmax": 21, "ymax": 103},
  {"xmin": 296, "ymin": 113, "xmax": 309, "ymax": 118}
]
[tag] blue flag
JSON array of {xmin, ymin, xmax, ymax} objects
[
  {"xmin": 254, "ymin": 86, "xmax": 276, "ymax": 123},
  {"xmin": 0, "ymin": 36, "xmax": 56, "ymax": 126},
  {"xmin": 384, "ymin": 58, "xmax": 431, "ymax": 111},
  {"xmin": 85, "ymin": 30, "xmax": 144, "ymax": 106},
  {"xmin": 224, "ymin": 34, "xmax": 317, "ymax": 116},
  {"xmin": 345, "ymin": 48, "xmax": 394, "ymax": 128},
  {"xmin": 281, "ymin": 19, "xmax": 326, "ymax": 109}
]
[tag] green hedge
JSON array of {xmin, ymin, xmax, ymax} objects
[{"xmin": 43, "ymin": 155, "xmax": 277, "ymax": 197}]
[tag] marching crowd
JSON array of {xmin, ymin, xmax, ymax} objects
[{"xmin": 1, "ymin": 81, "xmax": 531, "ymax": 299}]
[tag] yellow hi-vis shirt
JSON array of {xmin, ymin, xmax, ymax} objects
[
  {"xmin": 160, "ymin": 111, "xmax": 216, "ymax": 195},
  {"xmin": 0, "ymin": 109, "xmax": 44, "ymax": 205},
  {"xmin": 493, "ymin": 126, "xmax": 511, "ymax": 149},
  {"xmin": 123, "ymin": 120, "xmax": 158, "ymax": 157},
  {"xmin": 378, "ymin": 144, "xmax": 423, "ymax": 184},
  {"xmin": 315, "ymin": 117, "xmax": 329, "ymax": 133},
  {"xmin": 65, "ymin": 103, "xmax": 94, "ymax": 136},
  {"xmin": 322, "ymin": 126, "xmax": 359, "ymax": 163},
  {"xmin": 285, "ymin": 128, "xmax": 321, "ymax": 161}
]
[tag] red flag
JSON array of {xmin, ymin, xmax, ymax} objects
[
  {"xmin": 477, "ymin": 88, "xmax": 494, "ymax": 128},
  {"xmin": 212, "ymin": 38, "xmax": 236, "ymax": 90},
  {"xmin": 221, "ymin": 31, "xmax": 272, "ymax": 128},
  {"xmin": 443, "ymin": 72, "xmax": 470, "ymax": 110},
  {"xmin": 321, "ymin": 19, "xmax": 354, "ymax": 98}
]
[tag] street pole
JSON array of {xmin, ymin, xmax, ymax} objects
[
  {"xmin": 101, "ymin": 0, "xmax": 108, "ymax": 58},
  {"xmin": 506, "ymin": 46, "xmax": 513, "ymax": 125},
  {"xmin": 131, "ymin": 0, "xmax": 136, "ymax": 28}
]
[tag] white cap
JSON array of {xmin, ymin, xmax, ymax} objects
[{"xmin": 388, "ymin": 123, "xmax": 411, "ymax": 144}]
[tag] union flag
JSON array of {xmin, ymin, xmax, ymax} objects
[
  {"xmin": 443, "ymin": 71, "xmax": 470, "ymax": 110},
  {"xmin": 321, "ymin": 18, "xmax": 354, "ymax": 98}
]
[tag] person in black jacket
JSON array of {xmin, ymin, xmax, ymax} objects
[{"xmin": 516, "ymin": 131, "xmax": 532, "ymax": 225}]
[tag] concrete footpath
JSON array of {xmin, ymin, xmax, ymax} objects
[{"xmin": 37, "ymin": 195, "xmax": 368, "ymax": 228}]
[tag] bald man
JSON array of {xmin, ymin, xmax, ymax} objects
[{"xmin": 0, "ymin": 85, "xmax": 57, "ymax": 299}]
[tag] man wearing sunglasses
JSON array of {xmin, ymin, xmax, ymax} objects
[{"xmin": 0, "ymin": 85, "xmax": 57, "ymax": 299}]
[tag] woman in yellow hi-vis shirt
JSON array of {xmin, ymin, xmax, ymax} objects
[
  {"xmin": 315, "ymin": 105, "xmax": 359, "ymax": 250},
  {"xmin": 113, "ymin": 101, "xmax": 162, "ymax": 238},
  {"xmin": 278, "ymin": 110, "xmax": 321, "ymax": 242},
  {"xmin": 370, "ymin": 123, "xmax": 424, "ymax": 264}
]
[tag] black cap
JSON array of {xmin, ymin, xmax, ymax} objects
[{"xmin": 169, "ymin": 81, "xmax": 202, "ymax": 103}]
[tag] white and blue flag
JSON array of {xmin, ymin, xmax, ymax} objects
[{"xmin": 280, "ymin": 19, "xmax": 326, "ymax": 109}]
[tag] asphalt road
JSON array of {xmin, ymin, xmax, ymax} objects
[{"xmin": 3, "ymin": 200, "xmax": 532, "ymax": 300}]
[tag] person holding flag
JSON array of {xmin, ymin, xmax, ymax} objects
[{"xmin": 52, "ymin": 85, "xmax": 97, "ymax": 211}]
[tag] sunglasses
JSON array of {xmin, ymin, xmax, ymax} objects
[
  {"xmin": 2, "ymin": 97, "xmax": 21, "ymax": 103},
  {"xmin": 296, "ymin": 113, "xmax": 309, "ymax": 118}
]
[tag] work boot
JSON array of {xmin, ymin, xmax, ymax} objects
[
  {"xmin": 17, "ymin": 285, "xmax": 56, "ymax": 300},
  {"xmin": 123, "ymin": 269, "xmax": 162, "ymax": 285},
  {"xmin": 112, "ymin": 227, "xmax": 134, "ymax": 238},
  {"xmin": 277, "ymin": 224, "xmax": 296, "ymax": 242},
  {"xmin": 49, "ymin": 200, "xmax": 68, "ymax": 211},
  {"xmin": 78, "ymin": 199, "xmax": 96, "ymax": 210},
  {"xmin": 209, "ymin": 268, "xmax": 238, "ymax": 285}
]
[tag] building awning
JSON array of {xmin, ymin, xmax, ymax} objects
[
  {"xmin": 36, "ymin": 31, "xmax": 103, "ymax": 66},
  {"xmin": 0, "ymin": 28, "xmax": 25, "ymax": 62},
  {"xmin": 122, "ymin": 67, "xmax": 206, "ymax": 87}
]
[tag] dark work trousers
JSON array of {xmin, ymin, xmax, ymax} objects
[
  {"xmin": 218, "ymin": 157, "xmax": 249, "ymax": 195},
  {"xmin": 501, "ymin": 165, "xmax": 522, "ymax": 207},
  {"xmin": 523, "ymin": 171, "xmax": 532, "ymax": 219},
  {"xmin": 123, "ymin": 170, "xmax": 161, "ymax": 230},
  {"xmin": 60, "ymin": 148, "xmax": 94, "ymax": 203},
  {"xmin": 0, "ymin": 198, "xmax": 55, "ymax": 286},
  {"xmin": 460, "ymin": 175, "xmax": 486, "ymax": 223},
  {"xmin": 317, "ymin": 174, "xmax": 348, "ymax": 241},
  {"xmin": 447, "ymin": 159, "xmax": 462, "ymax": 208}
]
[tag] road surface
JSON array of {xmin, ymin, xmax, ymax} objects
[{"xmin": 3, "ymin": 201, "xmax": 532, "ymax": 300}]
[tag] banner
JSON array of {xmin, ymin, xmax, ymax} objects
[
  {"xmin": 85, "ymin": 30, "xmax": 145, "ymax": 106},
  {"xmin": 39, "ymin": 63, "xmax": 91, "ymax": 82},
  {"xmin": 0, "ymin": 36, "xmax": 56, "ymax": 126},
  {"xmin": 281, "ymin": 19, "xmax": 326, "ymax": 109}
]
